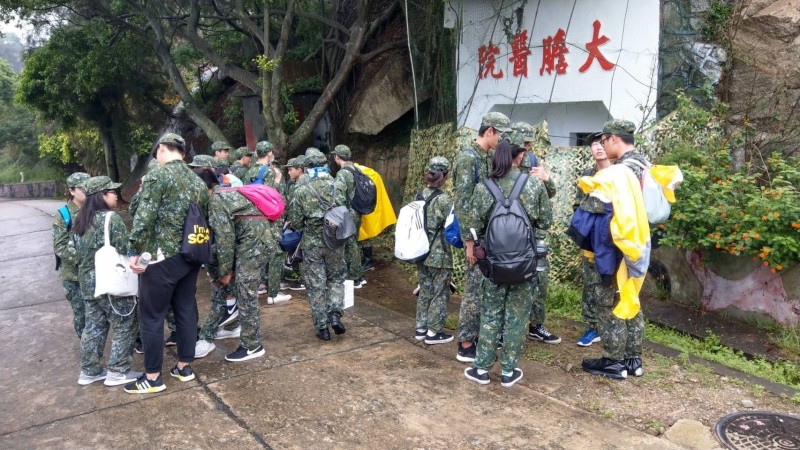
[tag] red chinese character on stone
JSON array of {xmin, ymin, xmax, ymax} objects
[
  {"xmin": 540, "ymin": 28, "xmax": 569, "ymax": 76},
  {"xmin": 579, "ymin": 20, "xmax": 615, "ymax": 73},
  {"xmin": 509, "ymin": 30, "xmax": 532, "ymax": 77},
  {"xmin": 478, "ymin": 41, "xmax": 503, "ymax": 79}
]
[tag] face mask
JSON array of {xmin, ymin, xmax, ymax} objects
[{"xmin": 306, "ymin": 166, "xmax": 330, "ymax": 177}]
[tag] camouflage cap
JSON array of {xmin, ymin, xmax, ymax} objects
[
  {"xmin": 331, "ymin": 144, "xmax": 351, "ymax": 159},
  {"xmin": 426, "ymin": 156, "xmax": 450, "ymax": 173},
  {"xmin": 66, "ymin": 172, "xmax": 90, "ymax": 188},
  {"xmin": 481, "ymin": 112, "xmax": 512, "ymax": 133},
  {"xmin": 255, "ymin": 141, "xmax": 274, "ymax": 157},
  {"xmin": 586, "ymin": 131, "xmax": 603, "ymax": 145},
  {"xmin": 81, "ymin": 176, "xmax": 121, "ymax": 196},
  {"xmin": 602, "ymin": 119, "xmax": 636, "ymax": 136},
  {"xmin": 211, "ymin": 141, "xmax": 231, "ymax": 153},
  {"xmin": 508, "ymin": 122, "xmax": 535, "ymax": 146},
  {"xmin": 157, "ymin": 132, "xmax": 185, "ymax": 149},
  {"xmin": 284, "ymin": 157, "xmax": 305, "ymax": 168},
  {"xmin": 235, "ymin": 146, "xmax": 254, "ymax": 159},
  {"xmin": 188, "ymin": 154, "xmax": 217, "ymax": 168},
  {"xmin": 304, "ymin": 147, "xmax": 327, "ymax": 165}
]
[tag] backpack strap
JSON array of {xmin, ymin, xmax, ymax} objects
[
  {"xmin": 58, "ymin": 205, "xmax": 71, "ymax": 230},
  {"xmin": 620, "ymin": 158, "xmax": 649, "ymax": 170},
  {"xmin": 254, "ymin": 165, "xmax": 269, "ymax": 184},
  {"xmin": 528, "ymin": 152, "xmax": 537, "ymax": 168},
  {"xmin": 465, "ymin": 147, "xmax": 480, "ymax": 184},
  {"xmin": 305, "ymin": 180, "xmax": 332, "ymax": 210},
  {"xmin": 482, "ymin": 173, "xmax": 529, "ymax": 206},
  {"xmin": 103, "ymin": 211, "xmax": 113, "ymax": 247},
  {"xmin": 509, "ymin": 173, "xmax": 529, "ymax": 202},
  {"xmin": 422, "ymin": 188, "xmax": 444, "ymax": 245}
]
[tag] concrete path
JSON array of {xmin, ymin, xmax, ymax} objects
[{"xmin": 0, "ymin": 198, "xmax": 683, "ymax": 449}]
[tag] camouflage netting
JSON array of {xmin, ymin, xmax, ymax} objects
[{"xmin": 404, "ymin": 122, "xmax": 594, "ymax": 290}]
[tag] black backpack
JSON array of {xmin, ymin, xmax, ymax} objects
[
  {"xmin": 180, "ymin": 202, "xmax": 212, "ymax": 265},
  {"xmin": 480, "ymin": 174, "xmax": 538, "ymax": 285},
  {"xmin": 342, "ymin": 166, "xmax": 377, "ymax": 215}
]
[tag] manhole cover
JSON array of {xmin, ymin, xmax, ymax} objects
[{"xmin": 715, "ymin": 411, "xmax": 800, "ymax": 450}]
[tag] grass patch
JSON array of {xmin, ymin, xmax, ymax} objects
[
  {"xmin": 523, "ymin": 347, "xmax": 556, "ymax": 364},
  {"xmin": 548, "ymin": 280, "xmax": 800, "ymax": 389},
  {"xmin": 0, "ymin": 160, "xmax": 65, "ymax": 184},
  {"xmin": 444, "ymin": 314, "xmax": 459, "ymax": 331}
]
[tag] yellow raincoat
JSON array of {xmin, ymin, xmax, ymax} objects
[
  {"xmin": 579, "ymin": 165, "xmax": 651, "ymax": 319},
  {"xmin": 354, "ymin": 164, "xmax": 397, "ymax": 240}
]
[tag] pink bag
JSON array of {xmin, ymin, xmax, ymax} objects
[{"xmin": 221, "ymin": 185, "xmax": 285, "ymax": 220}]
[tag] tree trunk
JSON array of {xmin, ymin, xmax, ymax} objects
[{"xmin": 98, "ymin": 119, "xmax": 120, "ymax": 181}]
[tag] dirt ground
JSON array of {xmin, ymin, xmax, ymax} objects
[{"xmin": 361, "ymin": 256, "xmax": 800, "ymax": 438}]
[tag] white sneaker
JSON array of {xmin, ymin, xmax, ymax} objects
[
  {"xmin": 195, "ymin": 340, "xmax": 216, "ymax": 358},
  {"xmin": 267, "ymin": 292, "xmax": 292, "ymax": 305},
  {"xmin": 78, "ymin": 369, "xmax": 108, "ymax": 385},
  {"xmin": 257, "ymin": 284, "xmax": 268, "ymax": 295},
  {"xmin": 104, "ymin": 370, "xmax": 143, "ymax": 386},
  {"xmin": 214, "ymin": 326, "xmax": 241, "ymax": 340}
]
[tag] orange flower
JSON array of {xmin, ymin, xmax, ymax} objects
[
  {"xmin": 721, "ymin": 213, "xmax": 727, "ymax": 218},
  {"xmin": 773, "ymin": 212, "xmax": 780, "ymax": 218},
  {"xmin": 742, "ymin": 233, "xmax": 749, "ymax": 240},
  {"xmin": 763, "ymin": 261, "xmax": 769, "ymax": 266},
  {"xmin": 715, "ymin": 244, "xmax": 721, "ymax": 249},
  {"xmin": 770, "ymin": 268, "xmax": 776, "ymax": 274},
  {"xmin": 762, "ymin": 216, "xmax": 768, "ymax": 221},
  {"xmin": 754, "ymin": 233, "xmax": 761, "ymax": 239},
  {"xmin": 777, "ymin": 265, "xmax": 783, "ymax": 271}
]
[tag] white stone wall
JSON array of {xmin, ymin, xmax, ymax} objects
[{"xmin": 451, "ymin": 0, "xmax": 660, "ymax": 146}]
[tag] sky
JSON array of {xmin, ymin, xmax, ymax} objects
[{"xmin": 0, "ymin": 17, "xmax": 33, "ymax": 40}]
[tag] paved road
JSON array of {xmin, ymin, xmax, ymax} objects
[{"xmin": 0, "ymin": 198, "xmax": 683, "ymax": 449}]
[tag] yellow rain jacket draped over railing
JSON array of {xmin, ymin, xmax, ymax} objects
[{"xmin": 354, "ymin": 164, "xmax": 397, "ymax": 241}]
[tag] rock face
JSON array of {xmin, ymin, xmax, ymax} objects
[
  {"xmin": 728, "ymin": 0, "xmax": 800, "ymax": 148},
  {"xmin": 345, "ymin": 55, "xmax": 426, "ymax": 136},
  {"xmin": 0, "ymin": 181, "xmax": 64, "ymax": 198}
]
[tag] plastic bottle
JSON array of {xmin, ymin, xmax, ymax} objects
[{"xmin": 135, "ymin": 252, "xmax": 152, "ymax": 270}]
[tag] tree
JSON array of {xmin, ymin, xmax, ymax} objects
[
  {"xmin": 16, "ymin": 22, "xmax": 170, "ymax": 180},
  {"xmin": 2, "ymin": 0, "xmax": 406, "ymax": 154}
]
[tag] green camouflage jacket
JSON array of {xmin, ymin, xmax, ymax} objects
[
  {"xmin": 335, "ymin": 162, "xmax": 358, "ymax": 214},
  {"xmin": 128, "ymin": 159, "xmax": 209, "ymax": 258},
  {"xmin": 53, "ymin": 201, "xmax": 79, "ymax": 281},
  {"xmin": 579, "ymin": 149, "xmax": 649, "ymax": 214},
  {"xmin": 230, "ymin": 161, "xmax": 249, "ymax": 180},
  {"xmin": 208, "ymin": 189, "xmax": 279, "ymax": 276},
  {"xmin": 73, "ymin": 211, "xmax": 129, "ymax": 299},
  {"xmin": 288, "ymin": 173, "xmax": 346, "ymax": 248},
  {"xmin": 465, "ymin": 171, "xmax": 553, "ymax": 240},
  {"xmin": 518, "ymin": 151, "xmax": 556, "ymax": 198},
  {"xmin": 244, "ymin": 162, "xmax": 282, "ymax": 192},
  {"xmin": 419, "ymin": 187, "xmax": 453, "ymax": 269},
  {"xmin": 452, "ymin": 141, "xmax": 494, "ymax": 241}
]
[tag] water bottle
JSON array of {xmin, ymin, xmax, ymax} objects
[{"xmin": 135, "ymin": 252, "xmax": 152, "ymax": 270}]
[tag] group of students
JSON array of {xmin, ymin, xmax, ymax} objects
[
  {"xmin": 54, "ymin": 133, "xmax": 381, "ymax": 393},
  {"xmin": 410, "ymin": 112, "xmax": 651, "ymax": 387}
]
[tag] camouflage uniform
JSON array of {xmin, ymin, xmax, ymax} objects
[
  {"xmin": 416, "ymin": 157, "xmax": 453, "ymax": 334},
  {"xmin": 464, "ymin": 170, "xmax": 552, "ymax": 373},
  {"xmin": 73, "ymin": 176, "xmax": 137, "ymax": 376},
  {"xmin": 288, "ymin": 149, "xmax": 347, "ymax": 331},
  {"xmin": 576, "ymin": 166, "xmax": 601, "ymax": 325},
  {"xmin": 53, "ymin": 172, "xmax": 90, "ymax": 337},
  {"xmin": 129, "ymin": 133, "xmax": 210, "ymax": 372},
  {"xmin": 332, "ymin": 145, "xmax": 364, "ymax": 281},
  {"xmin": 453, "ymin": 113, "xmax": 510, "ymax": 343},
  {"xmin": 579, "ymin": 120, "xmax": 648, "ymax": 362},
  {"xmin": 509, "ymin": 122, "xmax": 557, "ymax": 328},
  {"xmin": 211, "ymin": 141, "xmax": 231, "ymax": 173},
  {"xmin": 208, "ymin": 189, "xmax": 279, "ymax": 351},
  {"xmin": 230, "ymin": 147, "xmax": 252, "ymax": 180}
]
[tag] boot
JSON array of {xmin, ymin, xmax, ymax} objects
[{"xmin": 362, "ymin": 246, "xmax": 375, "ymax": 271}]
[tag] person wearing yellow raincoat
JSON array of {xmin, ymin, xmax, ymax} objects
[
  {"xmin": 354, "ymin": 163, "xmax": 396, "ymax": 271},
  {"xmin": 576, "ymin": 120, "xmax": 659, "ymax": 380}
]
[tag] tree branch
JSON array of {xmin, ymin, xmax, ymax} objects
[{"xmin": 358, "ymin": 40, "xmax": 405, "ymax": 64}]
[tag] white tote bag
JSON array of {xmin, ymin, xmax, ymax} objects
[{"xmin": 94, "ymin": 212, "xmax": 139, "ymax": 298}]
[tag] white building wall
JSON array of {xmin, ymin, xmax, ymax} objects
[{"xmin": 450, "ymin": 0, "xmax": 660, "ymax": 146}]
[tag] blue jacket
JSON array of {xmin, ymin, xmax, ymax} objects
[{"xmin": 567, "ymin": 203, "xmax": 621, "ymax": 285}]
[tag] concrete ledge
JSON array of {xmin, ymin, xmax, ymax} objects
[{"xmin": 0, "ymin": 181, "xmax": 64, "ymax": 199}]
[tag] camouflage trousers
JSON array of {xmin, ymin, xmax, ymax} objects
[
  {"xmin": 235, "ymin": 240, "xmax": 270, "ymax": 350},
  {"xmin": 344, "ymin": 215, "xmax": 363, "ymax": 280},
  {"xmin": 80, "ymin": 295, "xmax": 138, "ymax": 375},
  {"xmin": 416, "ymin": 265, "xmax": 451, "ymax": 333},
  {"xmin": 62, "ymin": 280, "xmax": 85, "ymax": 338},
  {"xmin": 596, "ymin": 282, "xmax": 644, "ymax": 361},
  {"xmin": 474, "ymin": 280, "xmax": 535, "ymax": 373},
  {"xmin": 458, "ymin": 261, "xmax": 482, "ymax": 342},
  {"xmin": 529, "ymin": 270, "xmax": 549, "ymax": 325},
  {"xmin": 302, "ymin": 244, "xmax": 345, "ymax": 330},
  {"xmin": 198, "ymin": 281, "xmax": 237, "ymax": 342},
  {"xmin": 580, "ymin": 255, "xmax": 601, "ymax": 325}
]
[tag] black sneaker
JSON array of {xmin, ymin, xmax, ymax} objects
[
  {"xmin": 456, "ymin": 342, "xmax": 476, "ymax": 362},
  {"xmin": 424, "ymin": 332, "xmax": 454, "ymax": 345},
  {"xmin": 353, "ymin": 278, "xmax": 366, "ymax": 289},
  {"xmin": 169, "ymin": 364, "xmax": 196, "ymax": 382},
  {"xmin": 581, "ymin": 357, "xmax": 628, "ymax": 380},
  {"xmin": 528, "ymin": 324, "xmax": 562, "ymax": 344},
  {"xmin": 218, "ymin": 304, "xmax": 239, "ymax": 327},
  {"xmin": 464, "ymin": 367, "xmax": 490, "ymax": 385},
  {"xmin": 501, "ymin": 368, "xmax": 524, "ymax": 387},
  {"xmin": 414, "ymin": 329, "xmax": 426, "ymax": 341},
  {"xmin": 124, "ymin": 374, "xmax": 166, "ymax": 394},
  {"xmin": 225, "ymin": 344, "xmax": 266, "ymax": 362},
  {"xmin": 134, "ymin": 339, "xmax": 143, "ymax": 354},
  {"xmin": 165, "ymin": 331, "xmax": 177, "ymax": 347},
  {"xmin": 316, "ymin": 327, "xmax": 331, "ymax": 341},
  {"xmin": 624, "ymin": 357, "xmax": 644, "ymax": 377},
  {"xmin": 330, "ymin": 313, "xmax": 346, "ymax": 335}
]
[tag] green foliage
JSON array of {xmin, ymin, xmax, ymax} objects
[
  {"xmin": 653, "ymin": 92, "xmax": 800, "ymax": 271},
  {"xmin": 253, "ymin": 55, "xmax": 281, "ymax": 73},
  {"xmin": 222, "ymin": 98, "xmax": 245, "ymax": 145},
  {"xmin": 702, "ymin": 1, "xmax": 734, "ymax": 43},
  {"xmin": 280, "ymin": 85, "xmax": 299, "ymax": 134},
  {"xmin": 38, "ymin": 127, "xmax": 104, "ymax": 171}
]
